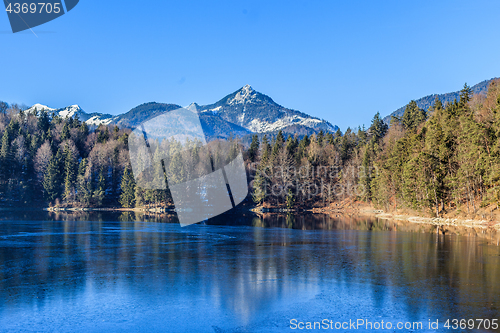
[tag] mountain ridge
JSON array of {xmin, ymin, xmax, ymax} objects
[
  {"xmin": 383, "ymin": 78, "xmax": 498, "ymax": 123},
  {"xmin": 27, "ymin": 103, "xmax": 115, "ymax": 126},
  {"xmin": 198, "ymin": 85, "xmax": 337, "ymax": 134},
  {"xmin": 23, "ymin": 85, "xmax": 338, "ymax": 139}
]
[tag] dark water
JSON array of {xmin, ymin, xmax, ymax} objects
[{"xmin": 0, "ymin": 210, "xmax": 499, "ymax": 332}]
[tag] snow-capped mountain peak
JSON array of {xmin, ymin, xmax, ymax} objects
[
  {"xmin": 26, "ymin": 103, "xmax": 115, "ymax": 126},
  {"xmin": 229, "ymin": 84, "xmax": 256, "ymax": 105},
  {"xmin": 197, "ymin": 85, "xmax": 338, "ymax": 134},
  {"xmin": 29, "ymin": 103, "xmax": 55, "ymax": 112},
  {"xmin": 24, "ymin": 85, "xmax": 338, "ymax": 136}
]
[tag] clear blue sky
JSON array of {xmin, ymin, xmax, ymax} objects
[{"xmin": 1, "ymin": 0, "xmax": 500, "ymax": 131}]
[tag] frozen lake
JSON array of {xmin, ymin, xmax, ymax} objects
[{"xmin": 0, "ymin": 211, "xmax": 499, "ymax": 332}]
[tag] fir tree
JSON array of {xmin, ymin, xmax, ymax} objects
[
  {"xmin": 261, "ymin": 134, "xmax": 270, "ymax": 162},
  {"xmin": 80, "ymin": 122, "xmax": 89, "ymax": 137},
  {"xmin": 43, "ymin": 155, "xmax": 62, "ymax": 202},
  {"xmin": 402, "ymin": 100, "xmax": 426, "ymax": 131},
  {"xmin": 63, "ymin": 145, "xmax": 76, "ymax": 201},
  {"xmin": 61, "ymin": 123, "xmax": 71, "ymax": 141},
  {"xmin": 37, "ymin": 109, "xmax": 50, "ymax": 134},
  {"xmin": 369, "ymin": 112, "xmax": 388, "ymax": 141},
  {"xmin": 252, "ymin": 171, "xmax": 267, "ymax": 205},
  {"xmin": 76, "ymin": 158, "xmax": 91, "ymax": 205},
  {"xmin": 272, "ymin": 130, "xmax": 285, "ymax": 158},
  {"xmin": 119, "ymin": 165, "xmax": 136, "ymax": 208},
  {"xmin": 247, "ymin": 134, "xmax": 260, "ymax": 162},
  {"xmin": 459, "ymin": 83, "xmax": 473, "ymax": 107},
  {"xmin": 317, "ymin": 130, "xmax": 324, "ymax": 146},
  {"xmin": 0, "ymin": 130, "xmax": 11, "ymax": 179},
  {"xmin": 93, "ymin": 167, "xmax": 106, "ymax": 206}
]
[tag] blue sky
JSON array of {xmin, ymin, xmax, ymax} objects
[{"xmin": 1, "ymin": 0, "xmax": 500, "ymax": 131}]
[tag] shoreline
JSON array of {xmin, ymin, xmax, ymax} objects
[
  {"xmin": 44, "ymin": 207, "xmax": 174, "ymax": 213},
  {"xmin": 16, "ymin": 203, "xmax": 500, "ymax": 244},
  {"xmin": 45, "ymin": 204, "xmax": 500, "ymax": 230}
]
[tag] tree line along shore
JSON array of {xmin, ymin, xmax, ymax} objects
[{"xmin": 1, "ymin": 80, "xmax": 500, "ymax": 223}]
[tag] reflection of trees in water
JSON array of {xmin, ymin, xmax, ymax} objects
[
  {"xmin": 252, "ymin": 213, "xmax": 399, "ymax": 231},
  {"xmin": 0, "ymin": 212, "xmax": 499, "ymax": 322}
]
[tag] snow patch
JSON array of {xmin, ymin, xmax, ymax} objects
[
  {"xmin": 237, "ymin": 106, "xmax": 246, "ymax": 124},
  {"xmin": 28, "ymin": 104, "xmax": 55, "ymax": 112},
  {"xmin": 58, "ymin": 105, "xmax": 82, "ymax": 118},
  {"xmin": 210, "ymin": 106, "xmax": 222, "ymax": 115},
  {"xmin": 248, "ymin": 114, "xmax": 334, "ymax": 133},
  {"xmin": 85, "ymin": 116, "xmax": 115, "ymax": 126}
]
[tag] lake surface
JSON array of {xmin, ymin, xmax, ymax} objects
[{"xmin": 0, "ymin": 210, "xmax": 499, "ymax": 332}]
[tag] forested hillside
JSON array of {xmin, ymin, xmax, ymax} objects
[
  {"xmin": 384, "ymin": 78, "xmax": 496, "ymax": 123},
  {"xmin": 248, "ymin": 80, "xmax": 500, "ymax": 218},
  {"xmin": 1, "ymin": 79, "xmax": 500, "ymax": 221},
  {"xmin": 0, "ymin": 105, "xmax": 246, "ymax": 209},
  {"xmin": 0, "ymin": 106, "xmax": 131, "ymax": 207},
  {"xmin": 372, "ymin": 80, "xmax": 500, "ymax": 217}
]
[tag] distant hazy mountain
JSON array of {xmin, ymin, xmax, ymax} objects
[
  {"xmin": 112, "ymin": 101, "xmax": 251, "ymax": 140},
  {"xmin": 384, "ymin": 78, "xmax": 497, "ymax": 123},
  {"xmin": 24, "ymin": 85, "xmax": 337, "ymax": 139},
  {"xmin": 111, "ymin": 102, "xmax": 182, "ymax": 128}
]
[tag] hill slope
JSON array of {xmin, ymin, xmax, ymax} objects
[{"xmin": 384, "ymin": 78, "xmax": 497, "ymax": 122}]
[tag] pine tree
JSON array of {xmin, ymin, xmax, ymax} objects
[
  {"xmin": 297, "ymin": 134, "xmax": 310, "ymax": 162},
  {"xmin": 369, "ymin": 112, "xmax": 388, "ymax": 141},
  {"xmin": 0, "ymin": 130, "xmax": 11, "ymax": 179},
  {"xmin": 247, "ymin": 134, "xmax": 260, "ymax": 162},
  {"xmin": 93, "ymin": 167, "xmax": 106, "ymax": 206},
  {"xmin": 285, "ymin": 136, "xmax": 298, "ymax": 156},
  {"xmin": 37, "ymin": 109, "xmax": 50, "ymax": 134},
  {"xmin": 120, "ymin": 165, "xmax": 136, "ymax": 208},
  {"xmin": 339, "ymin": 129, "xmax": 352, "ymax": 164},
  {"xmin": 361, "ymin": 146, "xmax": 372, "ymax": 201},
  {"xmin": 272, "ymin": 130, "xmax": 285, "ymax": 158},
  {"xmin": 357, "ymin": 126, "xmax": 367, "ymax": 145},
  {"xmin": 261, "ymin": 134, "xmax": 270, "ymax": 162},
  {"xmin": 402, "ymin": 100, "xmax": 426, "ymax": 130},
  {"xmin": 43, "ymin": 155, "xmax": 62, "ymax": 202},
  {"xmin": 76, "ymin": 158, "xmax": 91, "ymax": 205},
  {"xmin": 252, "ymin": 171, "xmax": 267, "ymax": 205},
  {"xmin": 63, "ymin": 145, "xmax": 76, "ymax": 202},
  {"xmin": 80, "ymin": 122, "xmax": 89, "ymax": 137},
  {"xmin": 97, "ymin": 126, "xmax": 109, "ymax": 143},
  {"xmin": 317, "ymin": 130, "xmax": 324, "ymax": 146},
  {"xmin": 168, "ymin": 152, "xmax": 186, "ymax": 185},
  {"xmin": 61, "ymin": 123, "xmax": 71, "ymax": 141},
  {"xmin": 459, "ymin": 83, "xmax": 473, "ymax": 107},
  {"xmin": 326, "ymin": 132, "xmax": 334, "ymax": 145},
  {"xmin": 111, "ymin": 147, "xmax": 120, "ymax": 198}
]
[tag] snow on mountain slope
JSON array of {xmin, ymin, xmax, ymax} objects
[
  {"xmin": 199, "ymin": 85, "xmax": 338, "ymax": 134},
  {"xmin": 29, "ymin": 103, "xmax": 55, "ymax": 112},
  {"xmin": 228, "ymin": 84, "xmax": 256, "ymax": 105},
  {"xmin": 57, "ymin": 105, "xmax": 82, "ymax": 118},
  {"xmin": 25, "ymin": 85, "xmax": 338, "ymax": 135},
  {"xmin": 26, "ymin": 104, "xmax": 115, "ymax": 126},
  {"xmin": 248, "ymin": 115, "xmax": 331, "ymax": 133},
  {"xmin": 85, "ymin": 115, "xmax": 115, "ymax": 126}
]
